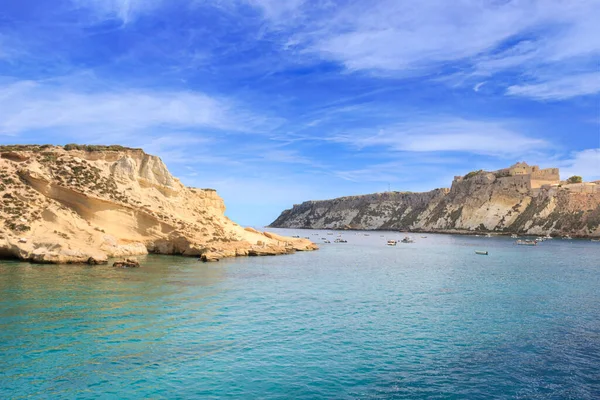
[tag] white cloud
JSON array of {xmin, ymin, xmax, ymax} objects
[
  {"xmin": 473, "ymin": 82, "xmax": 486, "ymax": 92},
  {"xmin": 251, "ymin": 0, "xmax": 600, "ymax": 99},
  {"xmin": 330, "ymin": 118, "xmax": 547, "ymax": 156},
  {"xmin": 0, "ymin": 80, "xmax": 275, "ymax": 137},
  {"xmin": 559, "ymin": 149, "xmax": 600, "ymax": 181},
  {"xmin": 247, "ymin": 0, "xmax": 306, "ymax": 21},
  {"xmin": 70, "ymin": 0, "xmax": 163, "ymax": 24},
  {"xmin": 506, "ymin": 72, "xmax": 600, "ymax": 100}
]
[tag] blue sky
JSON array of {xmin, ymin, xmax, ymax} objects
[{"xmin": 1, "ymin": 0, "xmax": 599, "ymax": 226}]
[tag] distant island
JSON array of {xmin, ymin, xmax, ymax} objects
[
  {"xmin": 0, "ymin": 145, "xmax": 317, "ymax": 264},
  {"xmin": 270, "ymin": 162, "xmax": 600, "ymax": 238}
]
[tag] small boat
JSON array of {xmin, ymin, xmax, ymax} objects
[
  {"xmin": 543, "ymin": 234, "xmax": 553, "ymax": 240},
  {"xmin": 387, "ymin": 240, "xmax": 397, "ymax": 246},
  {"xmin": 334, "ymin": 238, "xmax": 347, "ymax": 243},
  {"xmin": 323, "ymin": 240, "xmax": 331, "ymax": 244},
  {"xmin": 292, "ymin": 235, "xmax": 300, "ymax": 238},
  {"xmin": 516, "ymin": 239, "xmax": 537, "ymax": 246},
  {"xmin": 401, "ymin": 236, "xmax": 414, "ymax": 243},
  {"xmin": 485, "ymin": 234, "xmax": 492, "ymax": 238},
  {"xmin": 591, "ymin": 239, "xmax": 600, "ymax": 242},
  {"xmin": 511, "ymin": 234, "xmax": 518, "ymax": 239},
  {"xmin": 327, "ymin": 232, "xmax": 334, "ymax": 235},
  {"xmin": 536, "ymin": 237, "xmax": 545, "ymax": 242},
  {"xmin": 475, "ymin": 250, "xmax": 488, "ymax": 255},
  {"xmin": 364, "ymin": 234, "xmax": 370, "ymax": 236},
  {"xmin": 421, "ymin": 236, "xmax": 428, "ymax": 238},
  {"xmin": 562, "ymin": 235, "xmax": 572, "ymax": 240}
]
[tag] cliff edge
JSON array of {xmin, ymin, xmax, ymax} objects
[
  {"xmin": 270, "ymin": 163, "xmax": 600, "ymax": 238},
  {"xmin": 0, "ymin": 145, "xmax": 317, "ymax": 264}
]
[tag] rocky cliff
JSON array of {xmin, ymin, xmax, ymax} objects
[
  {"xmin": 0, "ymin": 145, "xmax": 316, "ymax": 264},
  {"xmin": 270, "ymin": 170, "xmax": 600, "ymax": 237}
]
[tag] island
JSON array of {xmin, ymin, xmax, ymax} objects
[{"xmin": 270, "ymin": 162, "xmax": 600, "ymax": 238}]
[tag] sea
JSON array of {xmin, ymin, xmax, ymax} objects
[{"xmin": 1, "ymin": 229, "xmax": 599, "ymax": 399}]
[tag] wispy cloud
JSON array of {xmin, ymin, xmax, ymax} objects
[
  {"xmin": 329, "ymin": 118, "xmax": 548, "ymax": 157},
  {"xmin": 251, "ymin": 0, "xmax": 600, "ymax": 100},
  {"xmin": 0, "ymin": 80, "xmax": 278, "ymax": 137},
  {"xmin": 70, "ymin": 0, "xmax": 164, "ymax": 24},
  {"xmin": 506, "ymin": 72, "xmax": 600, "ymax": 101},
  {"xmin": 559, "ymin": 148, "xmax": 600, "ymax": 181}
]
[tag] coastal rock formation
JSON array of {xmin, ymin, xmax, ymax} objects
[
  {"xmin": 270, "ymin": 163, "xmax": 600, "ymax": 238},
  {"xmin": 113, "ymin": 258, "xmax": 141, "ymax": 268},
  {"xmin": 0, "ymin": 145, "xmax": 317, "ymax": 264}
]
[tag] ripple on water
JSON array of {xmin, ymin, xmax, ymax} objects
[{"xmin": 1, "ymin": 233, "xmax": 600, "ymax": 399}]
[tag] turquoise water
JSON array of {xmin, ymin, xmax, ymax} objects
[{"xmin": 1, "ymin": 230, "xmax": 599, "ymax": 399}]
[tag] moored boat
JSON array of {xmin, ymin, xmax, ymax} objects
[
  {"xmin": 475, "ymin": 250, "xmax": 489, "ymax": 255},
  {"xmin": 401, "ymin": 236, "xmax": 414, "ymax": 243},
  {"xmin": 516, "ymin": 239, "xmax": 537, "ymax": 246},
  {"xmin": 387, "ymin": 240, "xmax": 397, "ymax": 246}
]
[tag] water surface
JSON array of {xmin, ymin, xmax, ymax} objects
[{"xmin": 1, "ymin": 230, "xmax": 599, "ymax": 399}]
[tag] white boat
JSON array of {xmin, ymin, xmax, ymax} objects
[
  {"xmin": 511, "ymin": 234, "xmax": 519, "ymax": 239},
  {"xmin": 387, "ymin": 240, "xmax": 397, "ymax": 246},
  {"xmin": 543, "ymin": 234, "xmax": 553, "ymax": 240},
  {"xmin": 485, "ymin": 234, "xmax": 492, "ymax": 238},
  {"xmin": 401, "ymin": 236, "xmax": 414, "ymax": 243},
  {"xmin": 591, "ymin": 239, "xmax": 600, "ymax": 242},
  {"xmin": 334, "ymin": 238, "xmax": 347, "ymax": 243},
  {"xmin": 562, "ymin": 235, "xmax": 572, "ymax": 240},
  {"xmin": 516, "ymin": 239, "xmax": 537, "ymax": 246}
]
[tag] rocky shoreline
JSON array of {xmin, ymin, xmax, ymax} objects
[
  {"xmin": 0, "ymin": 145, "xmax": 317, "ymax": 264},
  {"xmin": 270, "ymin": 164, "xmax": 600, "ymax": 238}
]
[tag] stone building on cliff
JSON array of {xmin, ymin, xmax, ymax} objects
[
  {"xmin": 496, "ymin": 162, "xmax": 560, "ymax": 189},
  {"xmin": 453, "ymin": 162, "xmax": 562, "ymax": 194}
]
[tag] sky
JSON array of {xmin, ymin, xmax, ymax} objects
[{"xmin": 0, "ymin": 0, "xmax": 599, "ymax": 226}]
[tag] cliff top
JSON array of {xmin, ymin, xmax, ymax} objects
[{"xmin": 0, "ymin": 144, "xmax": 143, "ymax": 153}]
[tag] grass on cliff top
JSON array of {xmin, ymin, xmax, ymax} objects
[{"xmin": 0, "ymin": 144, "xmax": 143, "ymax": 153}]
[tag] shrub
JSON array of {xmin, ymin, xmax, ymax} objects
[
  {"xmin": 567, "ymin": 175, "xmax": 583, "ymax": 184},
  {"xmin": 464, "ymin": 170, "xmax": 483, "ymax": 180}
]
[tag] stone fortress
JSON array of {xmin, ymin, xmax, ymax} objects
[{"xmin": 454, "ymin": 162, "xmax": 598, "ymax": 194}]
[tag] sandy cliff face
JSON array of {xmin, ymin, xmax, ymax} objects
[
  {"xmin": 0, "ymin": 145, "xmax": 316, "ymax": 264},
  {"xmin": 270, "ymin": 172, "xmax": 600, "ymax": 237}
]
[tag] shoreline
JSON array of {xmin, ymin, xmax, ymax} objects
[{"xmin": 267, "ymin": 226, "xmax": 600, "ymax": 239}]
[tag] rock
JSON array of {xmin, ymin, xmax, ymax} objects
[
  {"xmin": 269, "ymin": 163, "xmax": 600, "ymax": 238},
  {"xmin": 0, "ymin": 145, "xmax": 318, "ymax": 264},
  {"xmin": 87, "ymin": 256, "xmax": 106, "ymax": 265},
  {"xmin": 113, "ymin": 258, "xmax": 140, "ymax": 268},
  {"xmin": 200, "ymin": 252, "xmax": 220, "ymax": 262}
]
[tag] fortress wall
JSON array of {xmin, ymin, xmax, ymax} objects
[
  {"xmin": 531, "ymin": 177, "xmax": 560, "ymax": 189},
  {"xmin": 532, "ymin": 168, "xmax": 560, "ymax": 181},
  {"xmin": 564, "ymin": 183, "xmax": 599, "ymax": 194}
]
